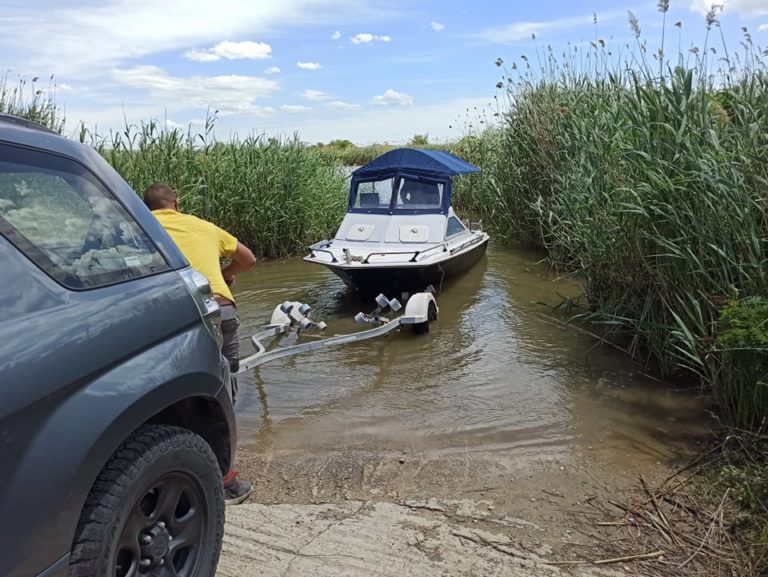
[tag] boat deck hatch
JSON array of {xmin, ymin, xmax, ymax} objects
[
  {"xmin": 400, "ymin": 225, "xmax": 429, "ymax": 243},
  {"xmin": 346, "ymin": 224, "xmax": 374, "ymax": 241}
]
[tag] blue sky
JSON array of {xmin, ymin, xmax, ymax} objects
[{"xmin": 2, "ymin": 0, "xmax": 767, "ymax": 145}]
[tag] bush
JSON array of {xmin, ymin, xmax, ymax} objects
[{"xmin": 714, "ymin": 298, "xmax": 768, "ymax": 430}]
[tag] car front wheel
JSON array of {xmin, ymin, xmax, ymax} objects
[{"xmin": 68, "ymin": 425, "xmax": 225, "ymax": 577}]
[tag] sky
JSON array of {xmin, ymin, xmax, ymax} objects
[{"xmin": 2, "ymin": 0, "xmax": 767, "ymax": 145}]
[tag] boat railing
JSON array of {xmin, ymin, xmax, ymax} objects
[
  {"xmin": 308, "ymin": 246, "xmax": 338, "ymax": 262},
  {"xmin": 449, "ymin": 233, "xmax": 485, "ymax": 254},
  {"xmin": 362, "ymin": 242, "xmax": 448, "ymax": 264},
  {"xmin": 309, "ymin": 235, "xmax": 483, "ymax": 265}
]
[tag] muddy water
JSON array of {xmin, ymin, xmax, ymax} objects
[{"xmin": 232, "ymin": 244, "xmax": 710, "ymax": 475}]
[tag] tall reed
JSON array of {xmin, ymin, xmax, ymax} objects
[
  {"xmin": 85, "ymin": 118, "xmax": 348, "ymax": 257},
  {"xmin": 467, "ymin": 8, "xmax": 768, "ymax": 430},
  {"xmin": 0, "ymin": 74, "xmax": 64, "ymax": 132}
]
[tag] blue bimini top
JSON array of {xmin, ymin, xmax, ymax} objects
[
  {"xmin": 351, "ymin": 148, "xmax": 480, "ymax": 180},
  {"xmin": 348, "ymin": 148, "xmax": 480, "ymax": 215}
]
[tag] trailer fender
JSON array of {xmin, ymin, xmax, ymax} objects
[{"xmin": 402, "ymin": 292, "xmax": 438, "ymax": 325}]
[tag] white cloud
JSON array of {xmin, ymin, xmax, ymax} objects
[
  {"xmin": 297, "ymin": 61, "xmax": 322, "ymax": 70},
  {"xmin": 430, "ymin": 21, "xmax": 445, "ymax": 32},
  {"xmin": 300, "ymin": 89, "xmax": 331, "ymax": 101},
  {"xmin": 760, "ymin": 23, "xmax": 768, "ymax": 30},
  {"xmin": 185, "ymin": 50, "xmax": 221, "ymax": 63},
  {"xmin": 241, "ymin": 95, "xmax": 494, "ymax": 145},
  {"xmin": 281, "ymin": 104, "xmax": 311, "ymax": 114},
  {"xmin": 371, "ymin": 89, "xmax": 413, "ymax": 107},
  {"xmin": 69, "ymin": 94, "xmax": 495, "ymax": 147},
  {"xmin": 332, "ymin": 30, "xmax": 341, "ymax": 40},
  {"xmin": 689, "ymin": 0, "xmax": 768, "ymax": 17},
  {"xmin": 111, "ymin": 65, "xmax": 279, "ymax": 116},
  {"xmin": 0, "ymin": 1, "xmax": 394, "ymax": 77},
  {"xmin": 326, "ymin": 100, "xmax": 361, "ymax": 111},
  {"xmin": 163, "ymin": 118, "xmax": 188, "ymax": 131},
  {"xmin": 184, "ymin": 40, "xmax": 272, "ymax": 62},
  {"xmin": 350, "ymin": 33, "xmax": 391, "ymax": 44},
  {"xmin": 264, "ymin": 66, "xmax": 281, "ymax": 74},
  {"xmin": 476, "ymin": 15, "xmax": 599, "ymax": 43}
]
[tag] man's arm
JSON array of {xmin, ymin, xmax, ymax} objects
[{"xmin": 221, "ymin": 242, "xmax": 256, "ymax": 283}]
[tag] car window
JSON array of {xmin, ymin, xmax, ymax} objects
[{"xmin": 0, "ymin": 143, "xmax": 169, "ymax": 289}]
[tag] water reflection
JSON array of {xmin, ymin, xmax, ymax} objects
[{"xmin": 232, "ymin": 244, "xmax": 710, "ymax": 469}]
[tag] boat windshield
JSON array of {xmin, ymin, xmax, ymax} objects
[
  {"xmin": 394, "ymin": 179, "xmax": 443, "ymax": 210},
  {"xmin": 353, "ymin": 178, "xmax": 395, "ymax": 210},
  {"xmin": 352, "ymin": 177, "xmax": 445, "ymax": 212}
]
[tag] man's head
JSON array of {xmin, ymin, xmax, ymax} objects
[{"xmin": 143, "ymin": 182, "xmax": 179, "ymax": 211}]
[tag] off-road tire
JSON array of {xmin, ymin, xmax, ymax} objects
[{"xmin": 68, "ymin": 425, "xmax": 224, "ymax": 577}]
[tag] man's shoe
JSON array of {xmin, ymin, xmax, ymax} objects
[{"xmin": 223, "ymin": 472, "xmax": 252, "ymax": 506}]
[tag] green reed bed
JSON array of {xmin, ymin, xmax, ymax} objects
[
  {"xmin": 0, "ymin": 74, "xmax": 64, "ymax": 132},
  {"xmin": 309, "ymin": 140, "xmax": 456, "ymax": 167},
  {"xmin": 464, "ymin": 8, "xmax": 768, "ymax": 432},
  {"xmin": 87, "ymin": 120, "xmax": 348, "ymax": 257}
]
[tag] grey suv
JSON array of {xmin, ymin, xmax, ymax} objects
[{"xmin": 0, "ymin": 114, "xmax": 236, "ymax": 577}]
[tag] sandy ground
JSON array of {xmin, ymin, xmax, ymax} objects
[
  {"xmin": 215, "ymin": 449, "xmax": 676, "ymax": 577},
  {"xmin": 217, "ymin": 500, "xmax": 621, "ymax": 577}
]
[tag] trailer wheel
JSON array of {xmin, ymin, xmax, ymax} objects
[{"xmin": 411, "ymin": 301, "xmax": 438, "ymax": 335}]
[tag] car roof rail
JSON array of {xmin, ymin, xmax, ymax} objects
[{"xmin": 0, "ymin": 113, "xmax": 60, "ymax": 135}]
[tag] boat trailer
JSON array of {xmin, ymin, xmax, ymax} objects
[{"xmin": 237, "ymin": 291, "xmax": 438, "ymax": 373}]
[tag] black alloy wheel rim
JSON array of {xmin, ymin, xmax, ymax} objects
[{"xmin": 113, "ymin": 472, "xmax": 208, "ymax": 577}]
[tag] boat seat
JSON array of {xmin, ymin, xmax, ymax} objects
[
  {"xmin": 359, "ymin": 192, "xmax": 380, "ymax": 207},
  {"xmin": 399, "ymin": 181, "xmax": 418, "ymax": 205}
]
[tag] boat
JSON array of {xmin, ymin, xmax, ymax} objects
[{"xmin": 304, "ymin": 148, "xmax": 490, "ymax": 300}]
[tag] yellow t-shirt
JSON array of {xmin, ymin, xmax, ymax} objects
[{"xmin": 152, "ymin": 209, "xmax": 238, "ymax": 303}]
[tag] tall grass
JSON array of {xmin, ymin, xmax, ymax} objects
[
  {"xmin": 84, "ymin": 118, "xmax": 348, "ymax": 257},
  {"xmin": 0, "ymin": 74, "xmax": 64, "ymax": 132},
  {"xmin": 464, "ymin": 8, "xmax": 768, "ymax": 431},
  {"xmin": 309, "ymin": 140, "xmax": 457, "ymax": 167}
]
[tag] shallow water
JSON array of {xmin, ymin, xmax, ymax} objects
[{"xmin": 232, "ymin": 244, "xmax": 710, "ymax": 471}]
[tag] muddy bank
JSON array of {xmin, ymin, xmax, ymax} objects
[
  {"xmin": 220, "ymin": 245, "xmax": 716, "ymax": 575},
  {"xmin": 218, "ymin": 448, "xmax": 685, "ymax": 576}
]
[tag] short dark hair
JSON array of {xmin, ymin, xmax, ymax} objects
[{"xmin": 143, "ymin": 182, "xmax": 177, "ymax": 210}]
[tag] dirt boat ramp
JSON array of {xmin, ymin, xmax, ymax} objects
[{"xmin": 214, "ymin": 450, "xmax": 676, "ymax": 577}]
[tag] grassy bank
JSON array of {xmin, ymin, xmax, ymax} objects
[
  {"xmin": 464, "ymin": 10, "xmax": 768, "ymax": 432},
  {"xmin": 457, "ymin": 9, "xmax": 768, "ymax": 570},
  {"xmin": 84, "ymin": 120, "xmax": 347, "ymax": 258}
]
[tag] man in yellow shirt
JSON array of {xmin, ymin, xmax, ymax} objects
[{"xmin": 144, "ymin": 182, "xmax": 256, "ymax": 505}]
